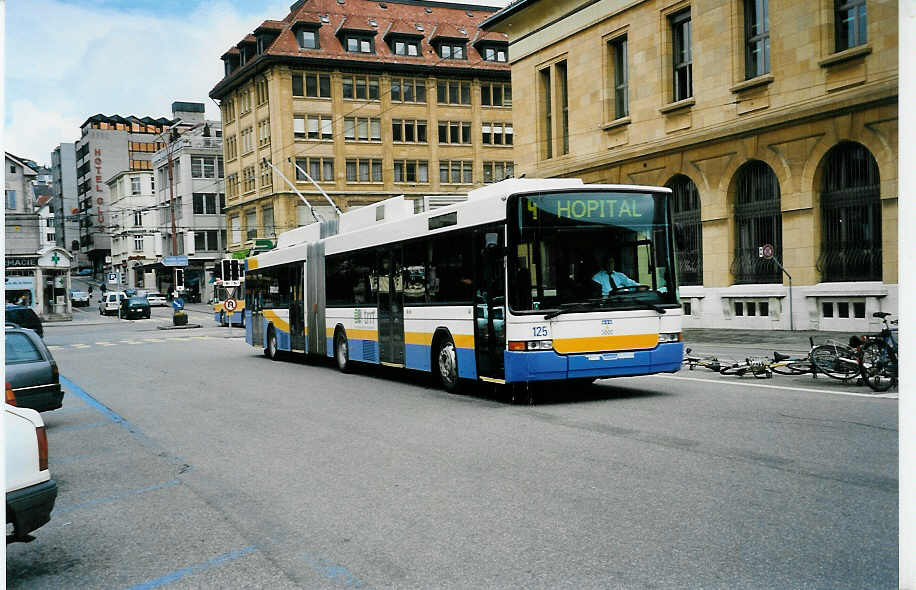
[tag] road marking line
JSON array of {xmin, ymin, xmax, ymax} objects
[
  {"xmin": 119, "ymin": 340, "xmax": 141, "ymax": 344},
  {"xmin": 651, "ymin": 374, "xmax": 898, "ymax": 399},
  {"xmin": 71, "ymin": 343, "xmax": 91, "ymax": 349},
  {"xmin": 123, "ymin": 545, "xmax": 258, "ymax": 590},
  {"xmin": 47, "ymin": 345, "xmax": 64, "ymax": 351},
  {"xmin": 96, "ymin": 341, "xmax": 117, "ymax": 346},
  {"xmin": 143, "ymin": 338, "xmax": 165, "ymax": 343},
  {"xmin": 54, "ymin": 479, "xmax": 181, "ymax": 515}
]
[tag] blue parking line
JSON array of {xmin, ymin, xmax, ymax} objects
[
  {"xmin": 60, "ymin": 376, "xmax": 151, "ymax": 443},
  {"xmin": 55, "ymin": 479, "xmax": 181, "ymax": 514},
  {"xmin": 123, "ymin": 545, "xmax": 258, "ymax": 590}
]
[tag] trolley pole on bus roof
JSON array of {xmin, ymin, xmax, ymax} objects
[{"xmin": 263, "ymin": 159, "xmax": 341, "ymax": 225}]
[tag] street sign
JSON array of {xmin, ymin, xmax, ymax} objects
[
  {"xmin": 108, "ymin": 272, "xmax": 118, "ymax": 284},
  {"xmin": 171, "ymin": 298, "xmax": 184, "ymax": 311},
  {"xmin": 759, "ymin": 243, "xmax": 775, "ymax": 260},
  {"xmin": 224, "ymin": 298, "xmax": 238, "ymax": 312},
  {"xmin": 163, "ymin": 256, "xmax": 189, "ymax": 267}
]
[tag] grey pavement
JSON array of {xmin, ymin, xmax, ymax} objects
[{"xmin": 684, "ymin": 328, "xmax": 860, "ymax": 356}]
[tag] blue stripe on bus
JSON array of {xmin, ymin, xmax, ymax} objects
[
  {"xmin": 347, "ymin": 338, "xmax": 379, "ymax": 363},
  {"xmin": 326, "ymin": 336, "xmax": 333, "ymax": 357},
  {"xmin": 405, "ymin": 343, "xmax": 430, "ymax": 372},
  {"xmin": 456, "ymin": 348, "xmax": 477, "ymax": 380},
  {"xmin": 504, "ymin": 342, "xmax": 684, "ymax": 382}
]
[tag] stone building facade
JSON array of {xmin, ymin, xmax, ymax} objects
[
  {"xmin": 209, "ymin": 0, "xmax": 513, "ymax": 255},
  {"xmin": 483, "ymin": 0, "xmax": 898, "ymax": 331}
]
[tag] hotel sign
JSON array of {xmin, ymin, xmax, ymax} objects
[{"xmin": 95, "ymin": 148, "xmax": 105, "ymax": 224}]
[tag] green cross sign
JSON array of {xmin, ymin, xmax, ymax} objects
[{"xmin": 51, "ymin": 253, "xmax": 60, "ymax": 265}]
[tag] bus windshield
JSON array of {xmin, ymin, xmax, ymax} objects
[{"xmin": 508, "ymin": 191, "xmax": 678, "ymax": 313}]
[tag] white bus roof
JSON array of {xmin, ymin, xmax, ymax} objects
[{"xmin": 249, "ymin": 179, "xmax": 671, "ymax": 270}]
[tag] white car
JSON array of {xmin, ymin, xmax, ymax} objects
[
  {"xmin": 5, "ymin": 401, "xmax": 57, "ymax": 542},
  {"xmin": 99, "ymin": 291, "xmax": 126, "ymax": 315},
  {"xmin": 145, "ymin": 291, "xmax": 167, "ymax": 307}
]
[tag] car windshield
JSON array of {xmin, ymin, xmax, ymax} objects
[
  {"xmin": 5, "ymin": 332, "xmax": 42, "ymax": 363},
  {"xmin": 508, "ymin": 190, "xmax": 679, "ymax": 313},
  {"xmin": 128, "ymin": 297, "xmax": 148, "ymax": 305}
]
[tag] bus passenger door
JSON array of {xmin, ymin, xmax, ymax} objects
[
  {"xmin": 377, "ymin": 248, "xmax": 405, "ymax": 365},
  {"xmin": 474, "ymin": 228, "xmax": 506, "ymax": 379},
  {"xmin": 248, "ymin": 279, "xmax": 264, "ymax": 347},
  {"xmin": 289, "ymin": 264, "xmax": 305, "ymax": 352}
]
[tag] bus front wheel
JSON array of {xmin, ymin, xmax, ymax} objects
[
  {"xmin": 334, "ymin": 330, "xmax": 351, "ymax": 373},
  {"xmin": 435, "ymin": 338, "xmax": 459, "ymax": 393}
]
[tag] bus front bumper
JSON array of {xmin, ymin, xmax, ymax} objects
[{"xmin": 503, "ymin": 342, "xmax": 683, "ymax": 383}]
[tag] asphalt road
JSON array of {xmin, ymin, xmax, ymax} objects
[{"xmin": 7, "ymin": 302, "xmax": 898, "ymax": 589}]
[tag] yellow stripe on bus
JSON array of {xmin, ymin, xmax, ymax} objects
[
  {"xmin": 405, "ymin": 331, "xmax": 474, "ymax": 350},
  {"xmin": 263, "ymin": 310, "xmax": 290, "ymax": 333},
  {"xmin": 324, "ymin": 327, "xmax": 379, "ymax": 342},
  {"xmin": 552, "ymin": 334, "xmax": 658, "ymax": 354}
]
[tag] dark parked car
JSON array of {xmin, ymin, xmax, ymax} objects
[
  {"xmin": 119, "ymin": 296, "xmax": 151, "ymax": 320},
  {"xmin": 5, "ymin": 326, "xmax": 62, "ymax": 412},
  {"xmin": 5, "ymin": 305, "xmax": 43, "ymax": 338}
]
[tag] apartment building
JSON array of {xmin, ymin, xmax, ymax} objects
[
  {"xmin": 483, "ymin": 0, "xmax": 897, "ymax": 331},
  {"xmin": 209, "ymin": 0, "xmax": 513, "ymax": 254},
  {"xmin": 107, "ymin": 170, "xmax": 159, "ymax": 289},
  {"xmin": 51, "ymin": 142, "xmax": 81, "ymax": 263},
  {"xmin": 75, "ymin": 113, "xmax": 173, "ymax": 277},
  {"xmin": 151, "ymin": 103, "xmax": 226, "ymax": 302}
]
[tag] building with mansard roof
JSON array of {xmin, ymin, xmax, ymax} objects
[{"xmin": 209, "ymin": 0, "xmax": 514, "ymax": 256}]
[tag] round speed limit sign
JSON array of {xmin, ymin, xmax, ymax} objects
[{"xmin": 224, "ymin": 299, "xmax": 238, "ymax": 312}]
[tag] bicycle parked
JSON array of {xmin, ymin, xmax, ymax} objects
[
  {"xmin": 857, "ymin": 312, "xmax": 898, "ymax": 392},
  {"xmin": 682, "ymin": 348, "xmax": 724, "ymax": 372}
]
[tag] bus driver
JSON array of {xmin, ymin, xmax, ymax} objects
[{"xmin": 592, "ymin": 255, "xmax": 639, "ymax": 296}]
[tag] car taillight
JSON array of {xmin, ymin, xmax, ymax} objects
[
  {"xmin": 36, "ymin": 426, "xmax": 48, "ymax": 471},
  {"xmin": 51, "ymin": 362, "xmax": 59, "ymax": 382},
  {"xmin": 6, "ymin": 382, "xmax": 17, "ymax": 406}
]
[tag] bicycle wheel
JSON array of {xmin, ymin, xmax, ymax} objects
[
  {"xmin": 719, "ymin": 363, "xmax": 749, "ymax": 376},
  {"xmin": 772, "ymin": 361, "xmax": 811, "ymax": 375},
  {"xmin": 859, "ymin": 340, "xmax": 897, "ymax": 392},
  {"xmin": 810, "ymin": 344, "xmax": 860, "ymax": 380}
]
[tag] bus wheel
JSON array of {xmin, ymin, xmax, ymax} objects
[
  {"xmin": 435, "ymin": 338, "xmax": 459, "ymax": 393},
  {"xmin": 334, "ymin": 329, "xmax": 350, "ymax": 373},
  {"xmin": 265, "ymin": 326, "xmax": 279, "ymax": 360}
]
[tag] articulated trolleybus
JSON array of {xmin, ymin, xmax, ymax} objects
[{"xmin": 244, "ymin": 179, "xmax": 683, "ymax": 397}]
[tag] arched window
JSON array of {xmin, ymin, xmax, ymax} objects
[
  {"xmin": 666, "ymin": 175, "xmax": 702, "ymax": 286},
  {"xmin": 731, "ymin": 160, "xmax": 782, "ymax": 284},
  {"xmin": 818, "ymin": 142, "xmax": 881, "ymax": 282}
]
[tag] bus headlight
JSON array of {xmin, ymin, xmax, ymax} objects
[
  {"xmin": 508, "ymin": 340, "xmax": 554, "ymax": 351},
  {"xmin": 658, "ymin": 332, "xmax": 682, "ymax": 343}
]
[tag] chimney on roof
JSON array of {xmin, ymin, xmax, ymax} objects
[{"xmin": 171, "ymin": 101, "xmax": 206, "ymax": 125}]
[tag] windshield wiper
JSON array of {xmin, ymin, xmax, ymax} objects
[{"xmin": 543, "ymin": 301, "xmax": 603, "ymax": 320}]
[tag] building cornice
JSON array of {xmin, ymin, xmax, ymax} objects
[{"xmin": 537, "ymin": 77, "xmax": 898, "ymax": 178}]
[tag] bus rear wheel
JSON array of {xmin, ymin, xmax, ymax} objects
[
  {"xmin": 265, "ymin": 326, "xmax": 279, "ymax": 360},
  {"xmin": 435, "ymin": 338, "xmax": 459, "ymax": 393},
  {"xmin": 334, "ymin": 330, "xmax": 351, "ymax": 373}
]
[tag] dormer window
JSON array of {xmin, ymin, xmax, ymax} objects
[
  {"xmin": 439, "ymin": 42, "xmax": 466, "ymax": 60},
  {"xmin": 345, "ymin": 34, "xmax": 375, "ymax": 53},
  {"xmin": 298, "ymin": 29, "xmax": 319, "ymax": 49},
  {"xmin": 482, "ymin": 45, "xmax": 507, "ymax": 62},
  {"xmin": 393, "ymin": 38, "xmax": 421, "ymax": 56}
]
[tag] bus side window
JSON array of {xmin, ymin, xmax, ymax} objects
[{"xmin": 404, "ymin": 240, "xmax": 427, "ymax": 304}]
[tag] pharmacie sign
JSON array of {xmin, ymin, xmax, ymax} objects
[{"xmin": 6, "ymin": 256, "xmax": 38, "ymax": 268}]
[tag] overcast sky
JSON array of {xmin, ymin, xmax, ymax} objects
[{"xmin": 4, "ymin": 0, "xmax": 509, "ymax": 166}]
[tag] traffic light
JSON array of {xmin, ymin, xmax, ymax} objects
[
  {"xmin": 221, "ymin": 259, "xmax": 241, "ymax": 283},
  {"xmin": 175, "ymin": 268, "xmax": 184, "ymax": 290}
]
